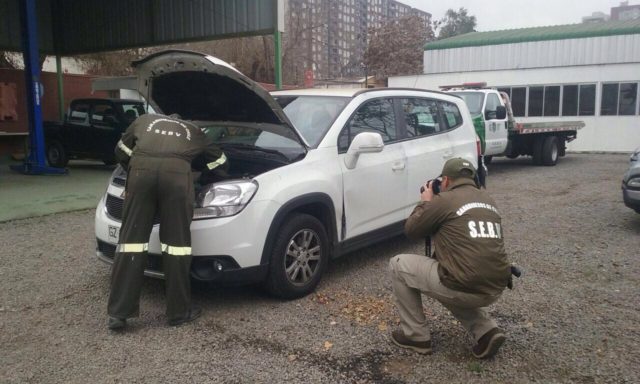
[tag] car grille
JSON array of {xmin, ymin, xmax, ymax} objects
[
  {"xmin": 105, "ymin": 194, "xmax": 160, "ymax": 224},
  {"xmin": 112, "ymin": 176, "xmax": 126, "ymax": 187},
  {"xmin": 96, "ymin": 239, "xmax": 164, "ymax": 273}
]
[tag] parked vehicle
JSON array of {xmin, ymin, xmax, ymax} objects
[
  {"xmin": 44, "ymin": 98, "xmax": 146, "ymax": 167},
  {"xmin": 442, "ymin": 83, "xmax": 584, "ymax": 166},
  {"xmin": 94, "ymin": 50, "xmax": 481, "ymax": 299},
  {"xmin": 622, "ymin": 147, "xmax": 640, "ymax": 213}
]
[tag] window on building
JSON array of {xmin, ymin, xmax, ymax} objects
[
  {"xmin": 543, "ymin": 86, "xmax": 560, "ymax": 116},
  {"xmin": 511, "ymin": 87, "xmax": 526, "ymax": 117},
  {"xmin": 562, "ymin": 85, "xmax": 578, "ymax": 116},
  {"xmin": 579, "ymin": 84, "xmax": 596, "ymax": 116},
  {"xmin": 601, "ymin": 83, "xmax": 619, "ymax": 116},
  {"xmin": 528, "ymin": 86, "xmax": 544, "ymax": 117},
  {"xmin": 618, "ymin": 82, "xmax": 638, "ymax": 115},
  {"xmin": 497, "ymin": 87, "xmax": 511, "ymax": 98}
]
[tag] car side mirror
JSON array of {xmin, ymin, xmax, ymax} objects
[
  {"xmin": 344, "ymin": 132, "xmax": 384, "ymax": 169},
  {"xmin": 496, "ymin": 106, "xmax": 507, "ymax": 120}
]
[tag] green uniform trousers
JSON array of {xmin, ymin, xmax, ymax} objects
[
  {"xmin": 389, "ymin": 254, "xmax": 501, "ymax": 342},
  {"xmin": 108, "ymin": 156, "xmax": 194, "ymax": 323}
]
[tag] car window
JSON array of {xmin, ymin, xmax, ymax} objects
[
  {"xmin": 339, "ymin": 98, "xmax": 397, "ymax": 151},
  {"xmin": 485, "ymin": 93, "xmax": 501, "ymax": 120},
  {"xmin": 440, "ymin": 101, "xmax": 463, "ymax": 130},
  {"xmin": 68, "ymin": 102, "xmax": 90, "ymax": 124},
  {"xmin": 118, "ymin": 103, "xmax": 146, "ymax": 124},
  {"xmin": 399, "ymin": 98, "xmax": 440, "ymax": 137},
  {"xmin": 91, "ymin": 103, "xmax": 117, "ymax": 125}
]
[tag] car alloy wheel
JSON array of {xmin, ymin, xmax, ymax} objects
[
  {"xmin": 284, "ymin": 229, "xmax": 321, "ymax": 286},
  {"xmin": 265, "ymin": 213, "xmax": 329, "ymax": 299}
]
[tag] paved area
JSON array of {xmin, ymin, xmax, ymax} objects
[{"xmin": 0, "ymin": 158, "xmax": 114, "ymax": 222}]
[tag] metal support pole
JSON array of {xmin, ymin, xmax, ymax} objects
[
  {"xmin": 11, "ymin": 0, "xmax": 66, "ymax": 174},
  {"xmin": 274, "ymin": 30, "xmax": 282, "ymax": 90},
  {"xmin": 56, "ymin": 55, "xmax": 65, "ymax": 121}
]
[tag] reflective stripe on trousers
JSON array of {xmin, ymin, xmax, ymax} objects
[
  {"xmin": 116, "ymin": 243, "xmax": 149, "ymax": 253},
  {"xmin": 161, "ymin": 243, "xmax": 192, "ymax": 256}
]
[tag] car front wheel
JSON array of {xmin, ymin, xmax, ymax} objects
[{"xmin": 265, "ymin": 213, "xmax": 329, "ymax": 299}]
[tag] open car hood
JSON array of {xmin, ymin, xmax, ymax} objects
[{"xmin": 132, "ymin": 50, "xmax": 307, "ymax": 147}]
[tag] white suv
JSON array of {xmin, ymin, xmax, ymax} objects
[{"xmin": 95, "ymin": 50, "xmax": 480, "ymax": 298}]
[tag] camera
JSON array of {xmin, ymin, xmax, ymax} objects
[{"xmin": 420, "ymin": 178, "xmax": 442, "ymax": 195}]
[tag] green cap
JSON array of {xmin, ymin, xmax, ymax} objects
[{"xmin": 441, "ymin": 157, "xmax": 476, "ymax": 179}]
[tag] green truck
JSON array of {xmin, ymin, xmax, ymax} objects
[{"xmin": 444, "ymin": 84, "xmax": 584, "ymax": 166}]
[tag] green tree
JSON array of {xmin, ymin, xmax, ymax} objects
[{"xmin": 435, "ymin": 7, "xmax": 477, "ymax": 40}]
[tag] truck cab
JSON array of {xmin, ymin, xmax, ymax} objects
[{"xmin": 444, "ymin": 85, "xmax": 509, "ymax": 157}]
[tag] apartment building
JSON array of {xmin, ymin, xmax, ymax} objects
[{"xmin": 285, "ymin": 0, "xmax": 430, "ymax": 81}]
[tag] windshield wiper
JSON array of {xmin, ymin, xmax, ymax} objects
[{"xmin": 220, "ymin": 143, "xmax": 290, "ymax": 162}]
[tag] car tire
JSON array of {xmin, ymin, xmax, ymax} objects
[
  {"xmin": 484, "ymin": 155, "xmax": 493, "ymax": 165},
  {"xmin": 542, "ymin": 136, "xmax": 559, "ymax": 166},
  {"xmin": 506, "ymin": 154, "xmax": 519, "ymax": 159},
  {"xmin": 265, "ymin": 213, "xmax": 329, "ymax": 299},
  {"xmin": 46, "ymin": 140, "xmax": 69, "ymax": 168},
  {"xmin": 532, "ymin": 137, "xmax": 544, "ymax": 165}
]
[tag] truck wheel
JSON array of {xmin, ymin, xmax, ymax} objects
[
  {"xmin": 532, "ymin": 137, "xmax": 544, "ymax": 165},
  {"xmin": 484, "ymin": 156, "xmax": 493, "ymax": 165},
  {"xmin": 542, "ymin": 136, "xmax": 559, "ymax": 166},
  {"xmin": 265, "ymin": 213, "xmax": 329, "ymax": 299},
  {"xmin": 46, "ymin": 141, "xmax": 68, "ymax": 168},
  {"xmin": 506, "ymin": 154, "xmax": 519, "ymax": 159}
]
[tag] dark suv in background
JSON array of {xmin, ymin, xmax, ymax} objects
[{"xmin": 44, "ymin": 98, "xmax": 146, "ymax": 167}]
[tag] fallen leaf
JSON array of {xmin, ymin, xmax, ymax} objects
[
  {"xmin": 288, "ymin": 354, "xmax": 297, "ymax": 361},
  {"xmin": 324, "ymin": 341, "xmax": 333, "ymax": 350},
  {"xmin": 378, "ymin": 322, "xmax": 388, "ymax": 332}
]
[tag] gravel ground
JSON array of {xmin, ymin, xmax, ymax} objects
[{"xmin": 1, "ymin": 153, "xmax": 639, "ymax": 383}]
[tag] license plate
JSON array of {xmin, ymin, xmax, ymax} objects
[{"xmin": 108, "ymin": 225, "xmax": 120, "ymax": 242}]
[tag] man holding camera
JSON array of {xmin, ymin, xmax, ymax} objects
[{"xmin": 388, "ymin": 158, "xmax": 511, "ymax": 359}]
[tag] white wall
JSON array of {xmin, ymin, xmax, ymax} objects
[{"xmin": 389, "ymin": 63, "xmax": 640, "ymax": 152}]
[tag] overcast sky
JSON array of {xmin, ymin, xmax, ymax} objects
[{"xmin": 401, "ymin": 0, "xmax": 629, "ymax": 31}]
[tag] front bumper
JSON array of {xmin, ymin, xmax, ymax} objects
[
  {"xmin": 622, "ymin": 184, "xmax": 640, "ymax": 212},
  {"xmin": 94, "ymin": 186, "xmax": 280, "ymax": 282}
]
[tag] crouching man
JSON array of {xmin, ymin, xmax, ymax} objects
[{"xmin": 389, "ymin": 158, "xmax": 511, "ymax": 359}]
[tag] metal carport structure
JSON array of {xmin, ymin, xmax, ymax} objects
[{"xmin": 0, "ymin": 0, "xmax": 284, "ymax": 174}]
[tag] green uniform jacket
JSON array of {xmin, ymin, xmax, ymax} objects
[
  {"xmin": 405, "ymin": 178, "xmax": 511, "ymax": 295},
  {"xmin": 114, "ymin": 114, "xmax": 227, "ymax": 172}
]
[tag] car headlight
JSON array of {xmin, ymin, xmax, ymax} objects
[
  {"xmin": 627, "ymin": 177, "xmax": 640, "ymax": 189},
  {"xmin": 194, "ymin": 180, "xmax": 258, "ymax": 219}
]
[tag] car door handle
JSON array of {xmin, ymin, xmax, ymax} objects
[{"xmin": 392, "ymin": 162, "xmax": 405, "ymax": 171}]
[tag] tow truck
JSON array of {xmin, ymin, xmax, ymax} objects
[{"xmin": 442, "ymin": 83, "xmax": 584, "ymax": 166}]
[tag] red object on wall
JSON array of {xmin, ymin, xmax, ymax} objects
[
  {"xmin": 304, "ymin": 69, "xmax": 314, "ymax": 88},
  {"xmin": 0, "ymin": 82, "xmax": 18, "ymax": 121}
]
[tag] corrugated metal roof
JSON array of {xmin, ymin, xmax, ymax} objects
[
  {"xmin": 426, "ymin": 18, "xmax": 640, "ymax": 51},
  {"xmin": 0, "ymin": 0, "xmax": 278, "ymax": 55}
]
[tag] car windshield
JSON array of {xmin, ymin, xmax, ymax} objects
[
  {"xmin": 274, "ymin": 95, "xmax": 350, "ymax": 147},
  {"xmin": 196, "ymin": 122, "xmax": 305, "ymax": 161},
  {"xmin": 450, "ymin": 92, "xmax": 485, "ymax": 115}
]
